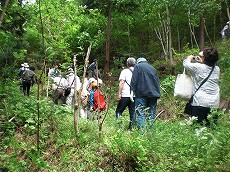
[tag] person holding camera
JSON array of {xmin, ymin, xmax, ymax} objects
[{"xmin": 183, "ymin": 48, "xmax": 220, "ymax": 126}]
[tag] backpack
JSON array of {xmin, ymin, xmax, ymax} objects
[
  {"xmin": 64, "ymin": 87, "xmax": 71, "ymax": 96},
  {"xmin": 93, "ymin": 89, "xmax": 106, "ymax": 111},
  {"xmin": 224, "ymin": 28, "xmax": 229, "ymax": 36},
  {"xmin": 22, "ymin": 70, "xmax": 34, "ymax": 82}
]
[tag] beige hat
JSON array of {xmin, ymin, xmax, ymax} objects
[{"xmin": 24, "ymin": 63, "xmax": 29, "ymax": 67}]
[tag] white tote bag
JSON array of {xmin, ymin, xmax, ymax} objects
[{"xmin": 174, "ymin": 69, "xmax": 194, "ymax": 101}]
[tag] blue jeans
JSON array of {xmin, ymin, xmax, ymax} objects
[
  {"xmin": 116, "ymin": 97, "xmax": 135, "ymax": 129},
  {"xmin": 135, "ymin": 97, "xmax": 157, "ymax": 133}
]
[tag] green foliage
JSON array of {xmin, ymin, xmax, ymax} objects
[
  {"xmin": 1, "ymin": 79, "xmax": 230, "ymax": 171},
  {"xmin": 160, "ymin": 75, "xmax": 176, "ymax": 97},
  {"xmin": 0, "ymin": 0, "xmax": 230, "ymax": 171},
  {"xmin": 216, "ymin": 39, "xmax": 230, "ymax": 99}
]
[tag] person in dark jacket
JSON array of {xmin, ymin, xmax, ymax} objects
[
  {"xmin": 21, "ymin": 66, "xmax": 36, "ymax": 96},
  {"xmin": 86, "ymin": 61, "xmax": 101, "ymax": 79},
  {"xmin": 130, "ymin": 57, "xmax": 160, "ymax": 134}
]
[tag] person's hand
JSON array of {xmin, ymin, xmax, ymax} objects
[
  {"xmin": 117, "ymin": 93, "xmax": 121, "ymax": 101},
  {"xmin": 195, "ymin": 56, "xmax": 203, "ymax": 63},
  {"xmin": 130, "ymin": 91, "xmax": 134, "ymax": 102},
  {"xmin": 187, "ymin": 55, "xmax": 194, "ymax": 61},
  {"xmin": 130, "ymin": 96, "xmax": 134, "ymax": 102}
]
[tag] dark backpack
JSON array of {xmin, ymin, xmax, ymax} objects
[
  {"xmin": 93, "ymin": 89, "xmax": 106, "ymax": 111},
  {"xmin": 64, "ymin": 87, "xmax": 71, "ymax": 96},
  {"xmin": 22, "ymin": 70, "xmax": 34, "ymax": 82},
  {"xmin": 224, "ymin": 28, "xmax": 229, "ymax": 36}
]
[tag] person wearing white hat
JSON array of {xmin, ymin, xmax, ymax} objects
[
  {"xmin": 18, "ymin": 63, "xmax": 30, "ymax": 90},
  {"xmin": 21, "ymin": 66, "xmax": 36, "ymax": 96},
  {"xmin": 23, "ymin": 63, "xmax": 29, "ymax": 68},
  {"xmin": 18, "ymin": 62, "xmax": 29, "ymax": 76},
  {"xmin": 130, "ymin": 57, "xmax": 160, "ymax": 134}
]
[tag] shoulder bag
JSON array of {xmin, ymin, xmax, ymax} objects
[
  {"xmin": 174, "ymin": 68, "xmax": 194, "ymax": 101},
  {"xmin": 184, "ymin": 66, "xmax": 215, "ymax": 115}
]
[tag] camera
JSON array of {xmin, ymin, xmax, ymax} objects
[{"xmin": 193, "ymin": 56, "xmax": 200, "ymax": 61}]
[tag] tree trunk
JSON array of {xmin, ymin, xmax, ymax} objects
[
  {"xmin": 0, "ymin": 0, "xmax": 10, "ymax": 27},
  {"xmin": 188, "ymin": 9, "xmax": 199, "ymax": 49},
  {"xmin": 73, "ymin": 44, "xmax": 91, "ymax": 134},
  {"xmin": 226, "ymin": 0, "xmax": 230, "ymax": 21},
  {"xmin": 155, "ymin": 28, "xmax": 167, "ymax": 60},
  {"xmin": 213, "ymin": 17, "xmax": 216, "ymax": 43},
  {"xmin": 104, "ymin": 0, "xmax": 112, "ymax": 77},
  {"xmin": 199, "ymin": 14, "xmax": 205, "ymax": 51},
  {"xmin": 73, "ymin": 56, "xmax": 79, "ymax": 134},
  {"xmin": 204, "ymin": 21, "xmax": 213, "ymax": 47},
  {"xmin": 177, "ymin": 27, "xmax": 181, "ymax": 52},
  {"xmin": 189, "ymin": 23, "xmax": 194, "ymax": 49},
  {"xmin": 166, "ymin": 5, "xmax": 173, "ymax": 65}
]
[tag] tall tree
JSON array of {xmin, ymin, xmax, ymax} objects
[
  {"xmin": 105, "ymin": 0, "xmax": 111, "ymax": 77},
  {"xmin": 0, "ymin": 0, "xmax": 10, "ymax": 27}
]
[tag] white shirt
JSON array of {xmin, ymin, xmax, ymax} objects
[
  {"xmin": 67, "ymin": 73, "xmax": 81, "ymax": 91},
  {"xmin": 183, "ymin": 59, "xmax": 220, "ymax": 108},
  {"xmin": 221, "ymin": 25, "xmax": 229, "ymax": 36},
  {"xmin": 119, "ymin": 67, "xmax": 134, "ymax": 97},
  {"xmin": 52, "ymin": 77, "xmax": 68, "ymax": 88}
]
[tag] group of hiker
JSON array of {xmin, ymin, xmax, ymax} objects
[
  {"xmin": 17, "ymin": 46, "xmax": 220, "ymax": 134},
  {"xmin": 116, "ymin": 57, "xmax": 161, "ymax": 133},
  {"xmin": 116, "ymin": 47, "xmax": 220, "ymax": 133},
  {"xmin": 47, "ymin": 63, "xmax": 106, "ymax": 119}
]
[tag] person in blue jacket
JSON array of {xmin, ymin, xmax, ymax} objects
[{"xmin": 130, "ymin": 57, "xmax": 160, "ymax": 134}]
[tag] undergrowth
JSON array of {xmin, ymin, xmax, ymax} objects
[
  {"xmin": 0, "ymin": 77, "xmax": 230, "ymax": 172},
  {"xmin": 0, "ymin": 40, "xmax": 229, "ymax": 171}
]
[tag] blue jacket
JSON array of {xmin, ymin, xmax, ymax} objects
[
  {"xmin": 130, "ymin": 61, "xmax": 160, "ymax": 98},
  {"xmin": 89, "ymin": 89, "xmax": 95, "ymax": 108}
]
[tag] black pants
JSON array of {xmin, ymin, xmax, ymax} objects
[
  {"xmin": 192, "ymin": 106, "xmax": 211, "ymax": 126},
  {"xmin": 116, "ymin": 97, "xmax": 135, "ymax": 129},
  {"xmin": 22, "ymin": 81, "xmax": 31, "ymax": 96}
]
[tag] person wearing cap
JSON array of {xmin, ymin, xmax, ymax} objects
[
  {"xmin": 115, "ymin": 57, "xmax": 136, "ymax": 130},
  {"xmin": 130, "ymin": 57, "xmax": 160, "ymax": 134},
  {"xmin": 183, "ymin": 48, "xmax": 220, "ymax": 126}
]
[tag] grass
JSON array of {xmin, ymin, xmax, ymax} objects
[
  {"xmin": 1, "ymin": 87, "xmax": 229, "ymax": 171},
  {"xmin": 0, "ymin": 39, "xmax": 230, "ymax": 171}
]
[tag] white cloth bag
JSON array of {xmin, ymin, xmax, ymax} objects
[{"xmin": 174, "ymin": 69, "xmax": 194, "ymax": 101}]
